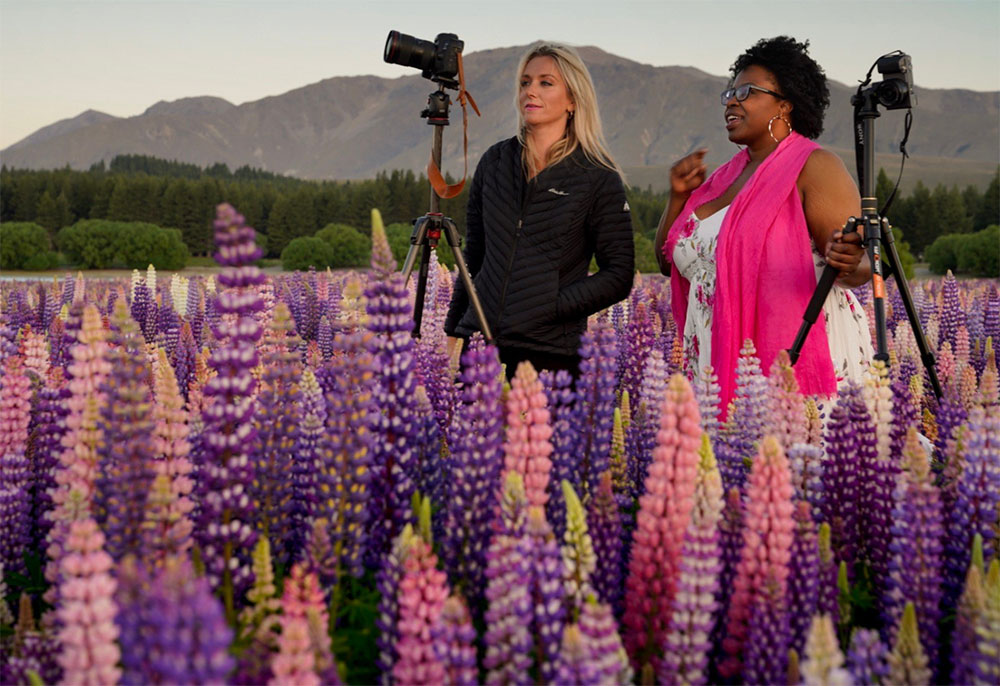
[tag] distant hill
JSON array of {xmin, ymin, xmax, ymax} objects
[{"xmin": 2, "ymin": 44, "xmax": 997, "ymax": 189}]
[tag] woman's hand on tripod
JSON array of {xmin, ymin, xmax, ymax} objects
[{"xmin": 827, "ymin": 229, "xmax": 869, "ymax": 286}]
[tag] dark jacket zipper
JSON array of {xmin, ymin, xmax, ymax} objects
[{"xmin": 495, "ymin": 174, "xmax": 537, "ymax": 336}]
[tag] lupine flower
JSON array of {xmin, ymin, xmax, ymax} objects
[
  {"xmin": 623, "ymin": 373, "xmax": 701, "ymax": 674},
  {"xmin": 552, "ymin": 624, "xmax": 600, "ymax": 685},
  {"xmin": 287, "ymin": 368, "xmax": 326, "ymax": 564},
  {"xmin": 365, "ymin": 210, "xmax": 421, "ymax": 567},
  {"xmin": 27, "ymin": 367, "xmax": 70, "ymax": 554},
  {"xmin": 193, "ymin": 203, "xmax": 266, "ymax": 619},
  {"xmin": 171, "ymin": 321, "xmax": 197, "ymax": 401},
  {"xmin": 659, "ymin": 434, "xmax": 723, "ymax": 686},
  {"xmin": 393, "ymin": 533, "xmax": 449, "ymax": 686},
  {"xmin": 625, "ymin": 346, "xmax": 669, "ymax": 503},
  {"xmin": 3, "ymin": 592, "xmax": 61, "ymax": 686},
  {"xmin": 608, "ymin": 407, "xmax": 628, "ymax": 501},
  {"xmin": 95, "ymin": 301, "xmax": 156, "ymax": 563},
  {"xmin": 0, "ymin": 355, "xmax": 33, "ymax": 575},
  {"xmin": 972, "ymin": 559, "xmax": 1000, "ymax": 685},
  {"xmin": 442, "ymin": 337, "xmax": 503, "ymax": 606},
  {"xmin": 765, "ymin": 350, "xmax": 808, "ymax": 451},
  {"xmin": 116, "ymin": 554, "xmax": 234, "ymax": 686},
  {"xmin": 233, "ymin": 537, "xmax": 282, "ymax": 684},
  {"xmin": 578, "ymin": 595, "xmax": 632, "ymax": 684},
  {"xmin": 587, "ymin": 471, "xmax": 625, "ymax": 615},
  {"xmin": 571, "ymin": 318, "xmax": 618, "ymax": 500},
  {"xmin": 542, "ymin": 368, "xmax": 576, "ymax": 542},
  {"xmin": 522, "ymin": 505, "xmax": 568, "ymax": 684},
  {"xmin": 376, "ymin": 524, "xmax": 418, "ymax": 684},
  {"xmin": 432, "ymin": 595, "xmax": 478, "ymax": 686},
  {"xmin": 887, "ymin": 602, "xmax": 931, "ymax": 686},
  {"xmin": 20, "ymin": 326, "xmax": 50, "ymax": 380},
  {"xmin": 271, "ymin": 563, "xmax": 338, "ymax": 686},
  {"xmin": 483, "ymin": 526, "xmax": 533, "ymax": 685},
  {"xmin": 950, "ymin": 535, "xmax": 986, "ymax": 686},
  {"xmin": 709, "ymin": 486, "xmax": 743, "ymax": 676},
  {"xmin": 560, "ymin": 480, "xmax": 596, "ymax": 616},
  {"xmin": 788, "ymin": 501, "xmax": 820, "ymax": 656},
  {"xmin": 693, "ymin": 364, "xmax": 721, "ymax": 445},
  {"xmin": 847, "ymin": 628, "xmax": 888, "ymax": 686},
  {"xmin": 800, "ymin": 614, "xmax": 850, "ymax": 686},
  {"xmin": 503, "ymin": 361, "xmax": 553, "ymax": 509},
  {"xmin": 722, "ymin": 436, "xmax": 795, "ymax": 682},
  {"xmin": 619, "ymin": 300, "xmax": 654, "ymax": 403},
  {"xmin": 56, "ymin": 518, "xmax": 121, "ymax": 685},
  {"xmin": 723, "ymin": 339, "xmax": 769, "ymax": 466},
  {"xmin": 884, "ymin": 426, "xmax": 944, "ymax": 668}
]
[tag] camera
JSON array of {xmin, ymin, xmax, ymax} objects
[
  {"xmin": 873, "ymin": 54, "xmax": 916, "ymax": 110},
  {"xmin": 384, "ymin": 31, "xmax": 464, "ymax": 89}
]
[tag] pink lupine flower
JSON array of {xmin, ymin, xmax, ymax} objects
[
  {"xmin": 20, "ymin": 325, "xmax": 50, "ymax": 381},
  {"xmin": 503, "ymin": 361, "xmax": 554, "ymax": 508},
  {"xmin": 766, "ymin": 350, "xmax": 808, "ymax": 451},
  {"xmin": 719, "ymin": 435, "xmax": 796, "ymax": 679},
  {"xmin": 270, "ymin": 563, "xmax": 337, "ymax": 686},
  {"xmin": 623, "ymin": 373, "xmax": 702, "ymax": 674},
  {"xmin": 393, "ymin": 538, "xmax": 449, "ymax": 685},
  {"xmin": 56, "ymin": 518, "xmax": 121, "ymax": 686},
  {"xmin": 0, "ymin": 354, "xmax": 32, "ymax": 459}
]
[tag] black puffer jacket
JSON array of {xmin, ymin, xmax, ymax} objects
[{"xmin": 445, "ymin": 137, "xmax": 634, "ymax": 355}]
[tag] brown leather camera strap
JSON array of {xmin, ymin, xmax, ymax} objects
[{"xmin": 428, "ymin": 52, "xmax": 480, "ymax": 199}]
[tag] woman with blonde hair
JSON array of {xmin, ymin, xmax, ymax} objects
[{"xmin": 445, "ymin": 41, "xmax": 634, "ymax": 377}]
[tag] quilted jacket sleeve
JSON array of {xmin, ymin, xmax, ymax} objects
[{"xmin": 555, "ymin": 169, "xmax": 635, "ymax": 321}]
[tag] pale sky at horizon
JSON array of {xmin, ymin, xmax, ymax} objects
[{"xmin": 1, "ymin": 0, "xmax": 998, "ymax": 150}]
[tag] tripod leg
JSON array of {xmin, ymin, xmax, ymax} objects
[
  {"xmin": 442, "ymin": 218, "xmax": 493, "ymax": 343},
  {"xmin": 412, "ymin": 236, "xmax": 433, "ymax": 338},
  {"xmin": 861, "ymin": 213, "xmax": 890, "ymax": 362},
  {"xmin": 880, "ymin": 221, "xmax": 942, "ymax": 398},
  {"xmin": 401, "ymin": 217, "xmax": 430, "ymax": 282}
]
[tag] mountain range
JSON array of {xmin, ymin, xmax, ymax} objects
[{"xmin": 3, "ymin": 44, "xmax": 997, "ymax": 191}]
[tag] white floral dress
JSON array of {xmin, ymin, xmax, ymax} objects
[{"xmin": 673, "ymin": 209, "xmax": 873, "ymax": 385}]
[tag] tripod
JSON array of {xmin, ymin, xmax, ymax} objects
[
  {"xmin": 788, "ymin": 75, "xmax": 942, "ymax": 398},
  {"xmin": 400, "ymin": 86, "xmax": 492, "ymax": 342}
]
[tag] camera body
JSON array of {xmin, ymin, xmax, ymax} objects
[
  {"xmin": 384, "ymin": 31, "xmax": 464, "ymax": 89},
  {"xmin": 873, "ymin": 54, "xmax": 916, "ymax": 110}
]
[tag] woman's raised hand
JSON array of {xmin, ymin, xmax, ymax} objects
[{"xmin": 670, "ymin": 149, "xmax": 708, "ymax": 195}]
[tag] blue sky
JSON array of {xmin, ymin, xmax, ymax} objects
[{"xmin": 1, "ymin": 0, "xmax": 997, "ymax": 149}]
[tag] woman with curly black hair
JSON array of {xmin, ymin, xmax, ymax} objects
[{"xmin": 653, "ymin": 36, "xmax": 874, "ymax": 416}]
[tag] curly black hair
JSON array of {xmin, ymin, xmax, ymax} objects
[{"xmin": 731, "ymin": 36, "xmax": 829, "ymax": 139}]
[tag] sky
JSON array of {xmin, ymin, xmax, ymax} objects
[{"xmin": 1, "ymin": 0, "xmax": 998, "ymax": 150}]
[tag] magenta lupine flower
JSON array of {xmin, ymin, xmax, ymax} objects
[
  {"xmin": 56, "ymin": 518, "xmax": 121, "ymax": 685},
  {"xmin": 95, "ymin": 302, "xmax": 156, "ymax": 563},
  {"xmin": 365, "ymin": 219, "xmax": 421, "ymax": 568},
  {"xmin": 659, "ymin": 435, "xmax": 723, "ymax": 686},
  {"xmin": 587, "ymin": 471, "xmax": 625, "ymax": 614},
  {"xmin": 393, "ymin": 538, "xmax": 450, "ymax": 686},
  {"xmin": 193, "ymin": 203, "xmax": 266, "ymax": 619},
  {"xmin": 883, "ymin": 427, "xmax": 944, "ymax": 669},
  {"xmin": 116, "ymin": 555, "xmax": 234, "ymax": 686},
  {"xmin": 443, "ymin": 337, "xmax": 504, "ymax": 605},
  {"xmin": 623, "ymin": 373, "xmax": 702, "ymax": 674},
  {"xmin": 846, "ymin": 628, "xmax": 888, "ymax": 685},
  {"xmin": 787, "ymin": 501, "xmax": 820, "ymax": 655},
  {"xmin": 432, "ymin": 594, "xmax": 478, "ymax": 686},
  {"xmin": 720, "ymin": 435, "xmax": 796, "ymax": 681},
  {"xmin": 571, "ymin": 318, "xmax": 618, "ymax": 501},
  {"xmin": 251, "ymin": 302, "xmax": 302, "ymax": 566},
  {"xmin": 0, "ymin": 354, "xmax": 32, "ymax": 575},
  {"xmin": 503, "ymin": 361, "xmax": 554, "ymax": 509},
  {"xmin": 541, "ymin": 368, "xmax": 576, "ymax": 542},
  {"xmin": 46, "ymin": 304, "xmax": 110, "ymax": 594}
]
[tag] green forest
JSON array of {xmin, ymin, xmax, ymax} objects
[{"xmin": 1, "ymin": 154, "xmax": 997, "ymax": 274}]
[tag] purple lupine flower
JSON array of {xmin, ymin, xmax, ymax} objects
[
  {"xmin": 588, "ymin": 471, "xmax": 624, "ymax": 615},
  {"xmin": 660, "ymin": 435, "xmax": 723, "ymax": 686},
  {"xmin": 817, "ymin": 523, "xmax": 839, "ymax": 622},
  {"xmin": 376, "ymin": 525, "xmax": 417, "ymax": 685},
  {"xmin": 192, "ymin": 203, "xmax": 265, "ymax": 620},
  {"xmin": 287, "ymin": 368, "xmax": 326, "ymax": 565},
  {"xmin": 944, "ymin": 405, "xmax": 1000, "ymax": 611},
  {"xmin": 364, "ymin": 222, "xmax": 421, "ymax": 568},
  {"xmin": 619, "ymin": 301, "xmax": 655, "ymax": 403},
  {"xmin": 440, "ymin": 337, "xmax": 503, "ymax": 606},
  {"xmin": 317, "ymin": 328, "xmax": 376, "ymax": 581},
  {"xmin": 317, "ymin": 315, "xmax": 333, "ymax": 361},
  {"xmin": 883, "ymin": 426, "xmax": 944, "ymax": 669},
  {"xmin": 578, "ymin": 595, "xmax": 632, "ymax": 684},
  {"xmin": 626, "ymin": 346, "xmax": 669, "ymax": 503},
  {"xmin": 570, "ymin": 318, "xmax": 618, "ymax": 501},
  {"xmin": 821, "ymin": 383, "xmax": 868, "ymax": 575},
  {"xmin": 413, "ymin": 339, "xmax": 457, "ymax": 435},
  {"xmin": 553, "ymin": 624, "xmax": 601, "ymax": 685},
  {"xmin": 542, "ymin": 368, "xmax": 576, "ymax": 542},
  {"xmin": 412, "ymin": 386, "xmax": 444, "ymax": 510},
  {"xmin": 726, "ymin": 339, "xmax": 769, "ymax": 459},
  {"xmin": 709, "ymin": 486, "xmax": 743, "ymax": 679},
  {"xmin": 27, "ymin": 368, "xmax": 70, "ymax": 552},
  {"xmin": 693, "ymin": 364, "xmax": 722, "ymax": 445},
  {"xmin": 743, "ymin": 589, "xmax": 792, "ymax": 686},
  {"xmin": 171, "ymin": 321, "xmax": 197, "ymax": 401},
  {"xmin": 950, "ymin": 536, "xmax": 985, "ymax": 686},
  {"xmin": 846, "ymin": 628, "xmax": 888, "ymax": 686},
  {"xmin": 250, "ymin": 302, "xmax": 302, "ymax": 567},
  {"xmin": 940, "ymin": 271, "xmax": 962, "ymax": 352},
  {"xmin": 130, "ymin": 281, "xmax": 156, "ymax": 344},
  {"xmin": 483, "ymin": 530, "xmax": 534, "ymax": 685},
  {"xmin": 0, "ymin": 355, "xmax": 33, "ymax": 576},
  {"xmin": 116, "ymin": 555, "xmax": 234, "ymax": 686},
  {"xmin": 59, "ymin": 272, "xmax": 74, "ymax": 307},
  {"xmin": 788, "ymin": 501, "xmax": 820, "ymax": 655},
  {"xmin": 94, "ymin": 302, "xmax": 156, "ymax": 563},
  {"xmin": 2, "ymin": 593, "xmax": 61, "ymax": 686},
  {"xmin": 787, "ymin": 443, "xmax": 825, "ymax": 515},
  {"xmin": 432, "ymin": 594, "xmax": 478, "ymax": 686},
  {"xmin": 525, "ymin": 506, "xmax": 566, "ymax": 684},
  {"xmin": 935, "ymin": 384, "xmax": 968, "ymax": 465}
]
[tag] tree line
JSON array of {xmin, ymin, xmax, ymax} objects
[{"xmin": 1, "ymin": 154, "xmax": 996, "ymax": 262}]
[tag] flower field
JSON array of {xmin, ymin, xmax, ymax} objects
[{"xmin": 1, "ymin": 203, "xmax": 998, "ymax": 686}]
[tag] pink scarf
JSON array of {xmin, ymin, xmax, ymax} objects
[{"xmin": 663, "ymin": 132, "xmax": 836, "ymax": 417}]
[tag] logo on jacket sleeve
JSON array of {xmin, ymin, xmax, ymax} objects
[
  {"xmin": 623, "ymin": 201, "xmax": 630, "ymax": 211},
  {"xmin": 547, "ymin": 187, "xmax": 569, "ymax": 196}
]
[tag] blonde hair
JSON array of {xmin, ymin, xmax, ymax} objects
[{"xmin": 515, "ymin": 42, "xmax": 625, "ymax": 182}]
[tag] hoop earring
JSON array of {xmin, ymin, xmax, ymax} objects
[{"xmin": 769, "ymin": 114, "xmax": 791, "ymax": 143}]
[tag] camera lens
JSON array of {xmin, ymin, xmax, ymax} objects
[
  {"xmin": 876, "ymin": 80, "xmax": 908, "ymax": 108},
  {"xmin": 384, "ymin": 31, "xmax": 436, "ymax": 72}
]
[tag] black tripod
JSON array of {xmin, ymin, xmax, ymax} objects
[
  {"xmin": 400, "ymin": 86, "xmax": 492, "ymax": 342},
  {"xmin": 788, "ymin": 55, "xmax": 942, "ymax": 398}
]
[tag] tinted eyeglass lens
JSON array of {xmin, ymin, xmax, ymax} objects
[{"xmin": 720, "ymin": 84, "xmax": 754, "ymax": 104}]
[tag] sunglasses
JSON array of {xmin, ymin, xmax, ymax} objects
[{"xmin": 720, "ymin": 84, "xmax": 786, "ymax": 105}]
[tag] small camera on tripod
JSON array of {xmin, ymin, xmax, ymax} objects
[
  {"xmin": 384, "ymin": 31, "xmax": 464, "ymax": 90},
  {"xmin": 870, "ymin": 54, "xmax": 916, "ymax": 110}
]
